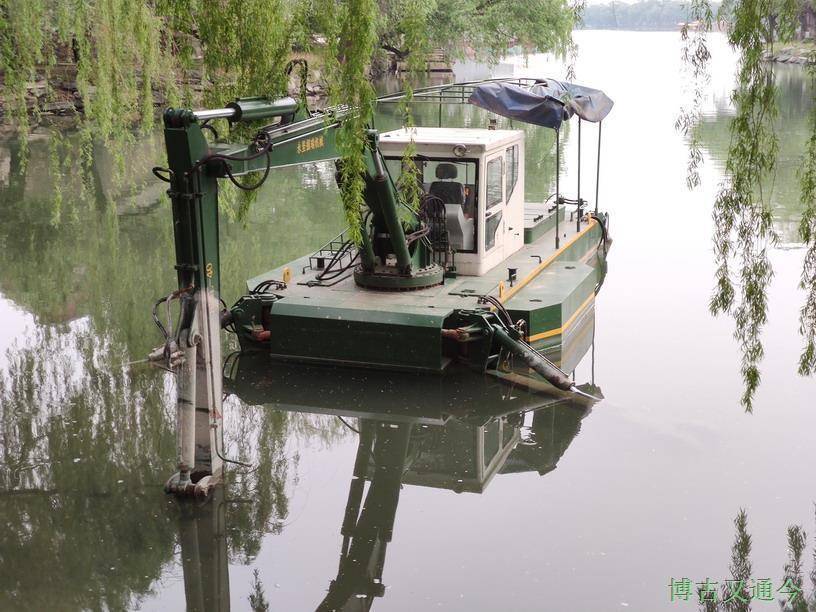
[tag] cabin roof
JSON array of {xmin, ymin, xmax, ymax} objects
[{"xmin": 379, "ymin": 127, "xmax": 521, "ymax": 151}]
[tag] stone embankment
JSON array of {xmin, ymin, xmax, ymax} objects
[
  {"xmin": 764, "ymin": 43, "xmax": 814, "ymax": 65},
  {"xmin": 0, "ymin": 55, "xmax": 327, "ymax": 136}
]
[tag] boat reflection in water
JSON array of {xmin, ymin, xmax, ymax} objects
[{"xmin": 179, "ymin": 301, "xmax": 602, "ymax": 611}]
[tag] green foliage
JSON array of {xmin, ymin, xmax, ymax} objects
[
  {"xmin": 196, "ymin": 0, "xmax": 293, "ymax": 106},
  {"xmin": 0, "ymin": 0, "xmax": 49, "ymax": 163},
  {"xmin": 797, "ymin": 55, "xmax": 816, "ymax": 376},
  {"xmin": 394, "ymin": 0, "xmax": 436, "ymax": 213},
  {"xmin": 193, "ymin": 0, "xmax": 302, "ymax": 220},
  {"xmin": 709, "ymin": 510, "xmax": 816, "ymax": 612},
  {"xmin": 714, "ymin": 0, "xmax": 800, "ymax": 411},
  {"xmin": 248, "ymin": 568, "xmax": 270, "ymax": 612},
  {"xmin": 313, "ymin": 0, "xmax": 379, "ymax": 244},
  {"xmin": 726, "ymin": 508, "xmax": 753, "ymax": 610},
  {"xmin": 676, "ymin": 0, "xmax": 713, "ymax": 190},
  {"xmin": 782, "ymin": 525, "xmax": 808, "ymax": 611},
  {"xmin": 680, "ymin": 0, "xmax": 803, "ymax": 410},
  {"xmin": 1, "ymin": 0, "xmax": 576, "ymax": 239},
  {"xmin": 377, "ymin": 0, "xmax": 574, "ymax": 60}
]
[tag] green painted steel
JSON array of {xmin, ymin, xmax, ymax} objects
[
  {"xmin": 353, "ymin": 131, "xmax": 445, "ymax": 288},
  {"xmin": 364, "ymin": 131, "xmax": 413, "ymax": 272},
  {"xmin": 163, "ymin": 110, "xmax": 222, "ymax": 294},
  {"xmin": 159, "ymin": 94, "xmax": 611, "ymax": 379},
  {"xmin": 205, "ymin": 116, "xmax": 345, "ymax": 177},
  {"xmin": 232, "ymin": 213, "xmax": 608, "ymax": 373},
  {"xmin": 264, "ymin": 299, "xmax": 453, "ymax": 371},
  {"xmin": 225, "ymin": 96, "xmax": 298, "ymax": 122},
  {"xmin": 524, "ymin": 208, "xmax": 564, "ymax": 244},
  {"xmin": 504, "ymin": 261, "xmax": 597, "ymax": 338}
]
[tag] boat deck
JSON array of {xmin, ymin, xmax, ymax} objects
[
  {"xmin": 239, "ymin": 205, "xmax": 606, "ymax": 371},
  {"xmin": 248, "ymin": 210, "xmax": 601, "ymax": 316}
]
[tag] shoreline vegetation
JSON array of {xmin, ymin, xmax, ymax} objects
[
  {"xmin": 763, "ymin": 40, "xmax": 816, "ymax": 64},
  {"xmin": 0, "ymin": 42, "xmax": 330, "ymax": 136},
  {"xmin": 0, "ymin": 23, "xmax": 812, "ymax": 134},
  {"xmin": 0, "ymin": 0, "xmax": 577, "ymax": 140}
]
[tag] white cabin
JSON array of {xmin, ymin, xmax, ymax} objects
[{"xmin": 380, "ymin": 127, "xmax": 525, "ymax": 276}]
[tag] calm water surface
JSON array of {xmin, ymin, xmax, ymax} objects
[{"xmin": 0, "ymin": 31, "xmax": 813, "ymax": 611}]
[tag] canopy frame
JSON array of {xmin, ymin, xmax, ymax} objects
[{"xmin": 377, "ymin": 77, "xmax": 613, "ymax": 249}]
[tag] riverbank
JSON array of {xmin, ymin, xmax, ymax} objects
[
  {"xmin": 0, "ymin": 51, "xmax": 330, "ymax": 136},
  {"xmin": 764, "ymin": 41, "xmax": 815, "ymax": 65}
]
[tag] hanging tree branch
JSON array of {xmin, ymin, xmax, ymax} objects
[{"xmin": 680, "ymin": 0, "xmax": 805, "ymax": 410}]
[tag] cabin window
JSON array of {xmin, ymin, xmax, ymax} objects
[
  {"xmin": 486, "ymin": 157, "xmax": 503, "ymax": 209},
  {"xmin": 485, "ymin": 210, "xmax": 502, "ymax": 251},
  {"xmin": 505, "ymin": 145, "xmax": 518, "ymax": 201},
  {"xmin": 384, "ymin": 156, "xmax": 479, "ymax": 253}
]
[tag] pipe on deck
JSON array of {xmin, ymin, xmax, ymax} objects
[{"xmin": 491, "ymin": 325, "xmax": 573, "ymax": 391}]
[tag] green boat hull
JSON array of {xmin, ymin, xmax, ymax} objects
[{"xmin": 231, "ymin": 210, "xmax": 609, "ymax": 374}]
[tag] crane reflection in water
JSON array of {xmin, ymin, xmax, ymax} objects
[{"xmin": 175, "ymin": 295, "xmax": 602, "ymax": 612}]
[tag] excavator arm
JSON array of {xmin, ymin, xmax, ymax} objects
[{"xmin": 158, "ymin": 94, "xmax": 434, "ymax": 496}]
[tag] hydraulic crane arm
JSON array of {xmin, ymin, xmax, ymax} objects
[{"xmin": 199, "ymin": 104, "xmax": 349, "ymax": 177}]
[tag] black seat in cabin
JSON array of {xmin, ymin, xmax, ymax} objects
[
  {"xmin": 428, "ymin": 163, "xmax": 465, "ymax": 205},
  {"xmin": 428, "ymin": 163, "xmax": 474, "ymax": 251}
]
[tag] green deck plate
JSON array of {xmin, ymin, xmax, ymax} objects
[{"xmin": 524, "ymin": 206, "xmax": 564, "ymax": 244}]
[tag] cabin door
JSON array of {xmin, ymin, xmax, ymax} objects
[{"xmin": 483, "ymin": 152, "xmax": 505, "ymax": 262}]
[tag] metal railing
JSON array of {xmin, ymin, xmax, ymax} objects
[{"xmin": 305, "ymin": 229, "xmax": 355, "ymax": 274}]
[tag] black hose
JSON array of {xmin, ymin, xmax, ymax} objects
[
  {"xmin": 316, "ymin": 240, "xmax": 354, "ymax": 280},
  {"xmin": 152, "ymin": 296, "xmax": 171, "ymax": 340},
  {"xmin": 184, "ymin": 131, "xmax": 274, "ymax": 192},
  {"xmin": 479, "ymin": 294, "xmax": 515, "ymax": 330},
  {"xmin": 316, "ymin": 252, "xmax": 359, "ymax": 282},
  {"xmin": 221, "ymin": 149, "xmax": 272, "ymax": 192},
  {"xmin": 151, "ymin": 167, "xmax": 173, "ymax": 183},
  {"xmin": 187, "ymin": 136, "xmax": 272, "ymax": 173},
  {"xmin": 251, "ymin": 279, "xmax": 286, "ymax": 293},
  {"xmin": 589, "ymin": 212, "xmax": 609, "ymax": 246},
  {"xmin": 200, "ymin": 121, "xmax": 219, "ymax": 140}
]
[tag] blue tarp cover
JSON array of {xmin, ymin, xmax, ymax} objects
[{"xmin": 468, "ymin": 79, "xmax": 613, "ymax": 130}]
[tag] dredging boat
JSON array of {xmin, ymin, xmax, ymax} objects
[{"xmin": 152, "ymin": 76, "xmax": 613, "ymax": 496}]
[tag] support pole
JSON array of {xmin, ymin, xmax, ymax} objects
[
  {"xmin": 438, "ymin": 90, "xmax": 443, "ymax": 127},
  {"xmin": 576, "ymin": 118, "xmax": 582, "ymax": 233},
  {"xmin": 595, "ymin": 121, "xmax": 602, "ymax": 215},
  {"xmin": 491, "ymin": 324, "xmax": 574, "ymax": 391},
  {"xmin": 555, "ymin": 128, "xmax": 560, "ymax": 249},
  {"xmin": 176, "ymin": 329, "xmax": 197, "ymax": 485},
  {"xmin": 195, "ymin": 288, "xmax": 224, "ymax": 485}
]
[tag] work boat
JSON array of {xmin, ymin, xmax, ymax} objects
[{"xmin": 153, "ymin": 76, "xmax": 613, "ymax": 496}]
